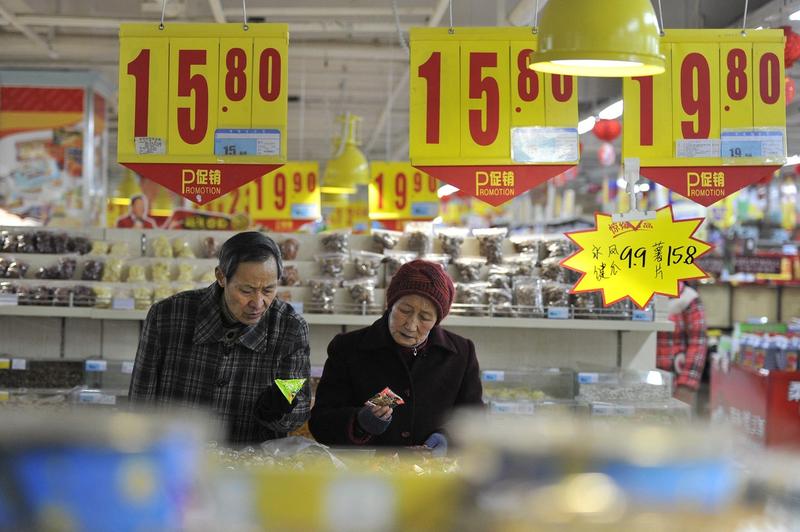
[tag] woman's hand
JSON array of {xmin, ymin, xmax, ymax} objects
[
  {"xmin": 367, "ymin": 403, "xmax": 393, "ymax": 421},
  {"xmin": 357, "ymin": 403, "xmax": 393, "ymax": 435}
]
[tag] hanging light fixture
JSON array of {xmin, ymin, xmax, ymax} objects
[
  {"xmin": 321, "ymin": 113, "xmax": 369, "ymax": 194},
  {"xmin": 529, "ymin": 0, "xmax": 665, "ymax": 77}
]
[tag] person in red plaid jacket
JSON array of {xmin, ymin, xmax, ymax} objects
[{"xmin": 656, "ymin": 283, "xmax": 707, "ymax": 407}]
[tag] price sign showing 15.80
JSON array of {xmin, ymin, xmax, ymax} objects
[
  {"xmin": 622, "ymin": 29, "xmax": 785, "ymax": 206},
  {"xmin": 117, "ymin": 23, "xmax": 288, "ymax": 204},
  {"xmin": 409, "ymin": 27, "xmax": 579, "ymax": 206}
]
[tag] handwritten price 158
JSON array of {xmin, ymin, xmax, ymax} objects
[{"xmin": 619, "ymin": 245, "xmax": 698, "ymax": 269}]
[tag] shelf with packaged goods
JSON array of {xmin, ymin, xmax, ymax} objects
[{"xmin": 0, "ymin": 305, "xmax": 673, "ymax": 331}]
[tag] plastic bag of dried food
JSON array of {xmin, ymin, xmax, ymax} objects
[
  {"xmin": 151, "ymin": 261, "xmax": 171, "ymax": 282},
  {"xmin": 33, "ymin": 231, "xmax": 55, "ymax": 253},
  {"xmin": 436, "ymin": 227, "xmax": 469, "ymax": 260},
  {"xmin": 453, "ymin": 257, "xmax": 485, "ymax": 283},
  {"xmin": 126, "ymin": 263, "xmax": 147, "ymax": 283},
  {"xmin": 173, "ymin": 237, "xmax": 195, "ymax": 258},
  {"xmin": 197, "ymin": 269, "xmax": 216, "ymax": 283},
  {"xmin": 371, "ymin": 229, "xmax": 402, "ymax": 252},
  {"xmin": 110, "ymin": 241, "xmax": 130, "ymax": 257},
  {"xmin": 14, "ymin": 284, "xmax": 29, "ymax": 304},
  {"xmin": 504, "ymin": 253, "xmax": 539, "ymax": 277},
  {"xmin": 132, "ymin": 286, "xmax": 153, "ymax": 310},
  {"xmin": 201, "ymin": 236, "xmax": 220, "ymax": 258},
  {"xmin": 93, "ymin": 286, "xmax": 112, "ymax": 308},
  {"xmin": 280, "ymin": 237, "xmax": 300, "ymax": 261},
  {"xmin": 73, "ymin": 285, "xmax": 95, "ymax": 307},
  {"xmin": 382, "ymin": 250, "xmax": 417, "ymax": 278},
  {"xmin": 101, "ymin": 258, "xmax": 124, "ymax": 282},
  {"xmin": 455, "ymin": 282, "xmax": 488, "ymax": 316},
  {"xmin": 513, "ymin": 276, "xmax": 543, "ymax": 316},
  {"xmin": 343, "ymin": 277, "xmax": 376, "ymax": 306},
  {"xmin": 509, "ymin": 234, "xmax": 542, "ymax": 256},
  {"xmin": 543, "ymin": 237, "xmax": 575, "ymax": 259},
  {"xmin": 315, "ymin": 252, "xmax": 348, "ymax": 277},
  {"xmin": 36, "ymin": 258, "xmax": 77, "ymax": 280},
  {"xmin": 0, "ymin": 231, "xmax": 14, "ymax": 252},
  {"xmin": 27, "ymin": 285, "xmax": 52, "ymax": 306},
  {"xmin": 540, "ymin": 256, "xmax": 567, "ymax": 283},
  {"xmin": 367, "ymin": 386, "xmax": 405, "ymax": 408},
  {"xmin": 90, "ymin": 240, "xmax": 109, "ymax": 255},
  {"xmin": 420, "ymin": 254, "xmax": 450, "ymax": 271},
  {"xmin": 320, "ymin": 231, "xmax": 350, "ymax": 253},
  {"xmin": 308, "ymin": 277, "xmax": 339, "ymax": 314},
  {"xmin": 572, "ymin": 292, "xmax": 599, "ymax": 319},
  {"xmin": 275, "ymin": 378, "xmax": 307, "ymax": 403},
  {"xmin": 68, "ymin": 235, "xmax": 92, "ymax": 255},
  {"xmin": 486, "ymin": 264, "xmax": 513, "ymax": 290},
  {"xmin": 53, "ymin": 286, "xmax": 73, "ymax": 307},
  {"xmin": 280, "ymin": 264, "xmax": 302, "ymax": 287},
  {"xmin": 152, "ymin": 236, "xmax": 172, "ymax": 258},
  {"xmin": 173, "ymin": 283, "xmax": 194, "ymax": 295},
  {"xmin": 0, "ymin": 281, "xmax": 16, "ymax": 294},
  {"xmin": 486, "ymin": 287, "xmax": 514, "ymax": 316},
  {"xmin": 153, "ymin": 284, "xmax": 173, "ymax": 302},
  {"xmin": 4, "ymin": 260, "xmax": 28, "ymax": 279},
  {"xmin": 0, "ymin": 258, "xmax": 9, "ymax": 278},
  {"xmin": 352, "ymin": 250, "xmax": 384, "ymax": 278},
  {"xmin": 14, "ymin": 233, "xmax": 33, "ymax": 253},
  {"xmin": 404, "ymin": 221, "xmax": 433, "ymax": 256},
  {"xmin": 473, "ymin": 227, "xmax": 508, "ymax": 264},
  {"xmin": 45, "ymin": 232, "xmax": 70, "ymax": 254},
  {"xmin": 176, "ymin": 263, "xmax": 195, "ymax": 282},
  {"xmin": 541, "ymin": 281, "xmax": 570, "ymax": 308}
]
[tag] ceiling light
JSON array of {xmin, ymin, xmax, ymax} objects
[
  {"xmin": 790, "ymin": 9, "xmax": 800, "ymax": 21},
  {"xmin": 598, "ymin": 100, "xmax": 624, "ymax": 120},
  {"xmin": 529, "ymin": 0, "xmax": 665, "ymax": 77},
  {"xmin": 321, "ymin": 113, "xmax": 369, "ymax": 194}
]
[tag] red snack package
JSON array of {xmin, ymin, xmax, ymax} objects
[{"xmin": 367, "ymin": 387, "xmax": 405, "ymax": 408}]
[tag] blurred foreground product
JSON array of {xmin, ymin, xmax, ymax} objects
[
  {"xmin": 0, "ymin": 408, "xmax": 212, "ymax": 532},
  {"xmin": 450, "ymin": 412, "xmax": 753, "ymax": 531}
]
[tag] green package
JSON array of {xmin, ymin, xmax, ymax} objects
[{"xmin": 275, "ymin": 378, "xmax": 306, "ymax": 403}]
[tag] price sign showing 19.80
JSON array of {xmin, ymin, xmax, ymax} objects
[
  {"xmin": 118, "ymin": 23, "xmax": 288, "ymax": 204},
  {"xmin": 368, "ymin": 162, "xmax": 439, "ymax": 222},
  {"xmin": 561, "ymin": 206, "xmax": 712, "ymax": 309},
  {"xmin": 409, "ymin": 27, "xmax": 579, "ymax": 206},
  {"xmin": 622, "ymin": 29, "xmax": 785, "ymax": 206}
]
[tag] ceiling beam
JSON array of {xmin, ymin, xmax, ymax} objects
[
  {"xmin": 0, "ymin": 2, "xmax": 57, "ymax": 58},
  {"xmin": 224, "ymin": 6, "xmax": 434, "ymax": 18}
]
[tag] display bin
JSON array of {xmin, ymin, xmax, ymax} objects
[
  {"xmin": 710, "ymin": 362, "xmax": 800, "ymax": 449},
  {"xmin": 0, "ymin": 359, "xmax": 84, "ymax": 389},
  {"xmin": 481, "ymin": 368, "xmax": 576, "ymax": 414},
  {"xmin": 577, "ymin": 368, "xmax": 673, "ymax": 402},
  {"xmin": 587, "ymin": 398, "xmax": 692, "ymax": 424},
  {"xmin": 0, "ymin": 387, "xmax": 76, "ymax": 407},
  {"xmin": 83, "ymin": 359, "xmax": 134, "ymax": 392}
]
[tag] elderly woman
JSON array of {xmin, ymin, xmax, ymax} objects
[{"xmin": 309, "ymin": 260, "xmax": 483, "ymax": 454}]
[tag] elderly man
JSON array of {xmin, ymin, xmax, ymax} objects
[{"xmin": 129, "ymin": 231, "xmax": 310, "ymax": 445}]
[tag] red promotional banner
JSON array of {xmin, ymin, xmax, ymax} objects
[{"xmin": 639, "ymin": 165, "xmax": 781, "ymax": 206}]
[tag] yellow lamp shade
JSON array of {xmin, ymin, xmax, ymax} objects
[
  {"xmin": 530, "ymin": 0, "xmax": 665, "ymax": 77},
  {"xmin": 322, "ymin": 143, "xmax": 369, "ymax": 192}
]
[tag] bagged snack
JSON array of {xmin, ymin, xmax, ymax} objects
[
  {"xmin": 343, "ymin": 277, "xmax": 376, "ymax": 306},
  {"xmin": 540, "ymin": 256, "xmax": 567, "ymax": 282},
  {"xmin": 280, "ymin": 265, "xmax": 302, "ymax": 287},
  {"xmin": 33, "ymin": 231, "xmax": 55, "ymax": 253},
  {"xmin": 81, "ymin": 260, "xmax": 104, "ymax": 281},
  {"xmin": 152, "ymin": 236, "xmax": 173, "ymax": 258},
  {"xmin": 473, "ymin": 227, "xmax": 508, "ymax": 264},
  {"xmin": 486, "ymin": 287, "xmax": 514, "ymax": 316},
  {"xmin": 486, "ymin": 264, "xmax": 513, "ymax": 290},
  {"xmin": 153, "ymin": 284, "xmax": 173, "ymax": 302},
  {"xmin": 109, "ymin": 241, "xmax": 130, "ymax": 257},
  {"xmin": 73, "ymin": 285, "xmax": 95, "ymax": 307},
  {"xmin": 308, "ymin": 277, "xmax": 339, "ymax": 314},
  {"xmin": 173, "ymin": 237, "xmax": 195, "ymax": 258},
  {"xmin": 315, "ymin": 252, "xmax": 348, "ymax": 277},
  {"xmin": 14, "ymin": 232, "xmax": 33, "ymax": 253},
  {"xmin": 4, "ymin": 260, "xmax": 28, "ymax": 279},
  {"xmin": 455, "ymin": 282, "xmax": 488, "ymax": 316},
  {"xmin": 280, "ymin": 238, "xmax": 300, "ymax": 261},
  {"xmin": 544, "ymin": 237, "xmax": 575, "ymax": 259},
  {"xmin": 320, "ymin": 231, "xmax": 350, "ymax": 253},
  {"xmin": 367, "ymin": 387, "xmax": 405, "ymax": 408},
  {"xmin": 437, "ymin": 227, "xmax": 469, "ymax": 260},
  {"xmin": 68, "ymin": 236, "xmax": 92, "ymax": 255},
  {"xmin": 352, "ymin": 250, "xmax": 384, "ymax": 278},
  {"xmin": 197, "ymin": 269, "xmax": 217, "ymax": 283},
  {"xmin": 371, "ymin": 229, "xmax": 402, "ymax": 252},
  {"xmin": 151, "ymin": 261, "xmax": 171, "ymax": 282},
  {"xmin": 90, "ymin": 240, "xmax": 109, "ymax": 255},
  {"xmin": 176, "ymin": 263, "xmax": 195, "ymax": 282},
  {"xmin": 504, "ymin": 253, "xmax": 539, "ymax": 277},
  {"xmin": 514, "ymin": 277, "xmax": 543, "ymax": 315},
  {"xmin": 53, "ymin": 287, "xmax": 73, "ymax": 307},
  {"xmin": 275, "ymin": 378, "xmax": 307, "ymax": 403},
  {"xmin": 36, "ymin": 258, "xmax": 77, "ymax": 280},
  {"xmin": 572, "ymin": 292, "xmax": 599, "ymax": 319},
  {"xmin": 421, "ymin": 254, "xmax": 450, "ymax": 271},
  {"xmin": 26, "ymin": 285, "xmax": 52, "ymax": 305},
  {"xmin": 541, "ymin": 281, "xmax": 570, "ymax": 308},
  {"xmin": 102, "ymin": 258, "xmax": 124, "ymax": 282},
  {"xmin": 509, "ymin": 234, "xmax": 542, "ymax": 256},
  {"xmin": 0, "ymin": 231, "xmax": 14, "ymax": 252},
  {"xmin": 404, "ymin": 221, "xmax": 433, "ymax": 256},
  {"xmin": 133, "ymin": 286, "xmax": 153, "ymax": 310},
  {"xmin": 201, "ymin": 236, "xmax": 220, "ymax": 258},
  {"xmin": 453, "ymin": 257, "xmax": 485, "ymax": 283},
  {"xmin": 126, "ymin": 263, "xmax": 147, "ymax": 283},
  {"xmin": 93, "ymin": 286, "xmax": 112, "ymax": 308},
  {"xmin": 383, "ymin": 250, "xmax": 417, "ymax": 278}
]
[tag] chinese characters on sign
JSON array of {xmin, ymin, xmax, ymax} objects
[{"xmin": 561, "ymin": 206, "xmax": 712, "ymax": 308}]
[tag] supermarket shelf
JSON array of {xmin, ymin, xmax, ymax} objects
[{"xmin": 0, "ymin": 305, "xmax": 674, "ymax": 331}]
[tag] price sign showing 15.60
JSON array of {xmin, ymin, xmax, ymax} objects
[
  {"xmin": 118, "ymin": 23, "xmax": 288, "ymax": 204},
  {"xmin": 409, "ymin": 27, "xmax": 578, "ymax": 206},
  {"xmin": 623, "ymin": 29, "xmax": 785, "ymax": 206},
  {"xmin": 561, "ymin": 206, "xmax": 712, "ymax": 309},
  {"xmin": 368, "ymin": 162, "xmax": 439, "ymax": 221}
]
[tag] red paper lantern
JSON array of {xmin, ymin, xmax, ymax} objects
[
  {"xmin": 786, "ymin": 76, "xmax": 796, "ymax": 106},
  {"xmin": 592, "ymin": 119, "xmax": 622, "ymax": 142},
  {"xmin": 793, "ymin": 165, "xmax": 800, "ymax": 177},
  {"xmin": 781, "ymin": 26, "xmax": 800, "ymax": 68}
]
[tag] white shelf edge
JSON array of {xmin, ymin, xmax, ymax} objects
[{"xmin": 0, "ymin": 305, "xmax": 673, "ymax": 331}]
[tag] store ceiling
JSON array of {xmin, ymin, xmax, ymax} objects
[{"xmin": 0, "ymin": 0, "xmax": 796, "ymax": 177}]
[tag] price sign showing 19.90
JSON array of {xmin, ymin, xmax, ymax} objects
[
  {"xmin": 368, "ymin": 162, "xmax": 439, "ymax": 222},
  {"xmin": 561, "ymin": 206, "xmax": 712, "ymax": 309},
  {"xmin": 622, "ymin": 29, "xmax": 786, "ymax": 206},
  {"xmin": 409, "ymin": 27, "xmax": 579, "ymax": 207},
  {"xmin": 117, "ymin": 23, "xmax": 288, "ymax": 204}
]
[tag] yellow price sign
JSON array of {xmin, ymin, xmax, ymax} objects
[
  {"xmin": 118, "ymin": 23, "xmax": 288, "ymax": 204},
  {"xmin": 623, "ymin": 29, "xmax": 785, "ymax": 206},
  {"xmin": 561, "ymin": 206, "xmax": 712, "ymax": 309},
  {"xmin": 409, "ymin": 27, "xmax": 579, "ymax": 206},
  {"xmin": 249, "ymin": 162, "xmax": 321, "ymax": 231},
  {"xmin": 369, "ymin": 162, "xmax": 439, "ymax": 221}
]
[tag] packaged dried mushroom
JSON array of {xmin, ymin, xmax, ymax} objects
[
  {"xmin": 93, "ymin": 286, "xmax": 112, "ymax": 308},
  {"xmin": 486, "ymin": 264, "xmax": 513, "ymax": 290},
  {"xmin": 543, "ymin": 238, "xmax": 575, "ymax": 259},
  {"xmin": 455, "ymin": 282, "xmax": 488, "ymax": 316},
  {"xmin": 540, "ymin": 257, "xmax": 567, "ymax": 283},
  {"xmin": 320, "ymin": 231, "xmax": 350, "ymax": 253},
  {"xmin": 485, "ymin": 287, "xmax": 514, "ymax": 316},
  {"xmin": 315, "ymin": 252, "xmax": 348, "ymax": 277},
  {"xmin": 509, "ymin": 234, "xmax": 542, "ymax": 256},
  {"xmin": 90, "ymin": 240, "xmax": 109, "ymax": 255},
  {"xmin": 109, "ymin": 241, "xmax": 130, "ymax": 257},
  {"xmin": 352, "ymin": 250, "xmax": 384, "ymax": 278},
  {"xmin": 541, "ymin": 281, "xmax": 570, "ymax": 308},
  {"xmin": 132, "ymin": 286, "xmax": 153, "ymax": 310},
  {"xmin": 176, "ymin": 263, "xmax": 195, "ymax": 282},
  {"xmin": 101, "ymin": 258, "xmax": 124, "ymax": 282},
  {"xmin": 382, "ymin": 250, "xmax": 416, "ymax": 278},
  {"xmin": 404, "ymin": 222, "xmax": 433, "ymax": 256},
  {"xmin": 152, "ymin": 236, "xmax": 173, "ymax": 258},
  {"xmin": 453, "ymin": 257, "xmax": 485, "ymax": 283},
  {"xmin": 4, "ymin": 260, "xmax": 28, "ymax": 279},
  {"xmin": 201, "ymin": 236, "xmax": 220, "ymax": 258},
  {"xmin": 197, "ymin": 269, "xmax": 217, "ymax": 283},
  {"xmin": 279, "ymin": 238, "xmax": 300, "ymax": 261},
  {"xmin": 36, "ymin": 258, "xmax": 77, "ymax": 280},
  {"xmin": 308, "ymin": 277, "xmax": 339, "ymax": 314},
  {"xmin": 81, "ymin": 260, "xmax": 104, "ymax": 281},
  {"xmin": 343, "ymin": 277, "xmax": 376, "ymax": 306},
  {"xmin": 73, "ymin": 285, "xmax": 95, "ymax": 307},
  {"xmin": 371, "ymin": 229, "xmax": 402, "ymax": 253},
  {"xmin": 513, "ymin": 277, "xmax": 543, "ymax": 315},
  {"xmin": 172, "ymin": 237, "xmax": 195, "ymax": 258},
  {"xmin": 436, "ymin": 227, "xmax": 469, "ymax": 260},
  {"xmin": 504, "ymin": 253, "xmax": 539, "ymax": 277},
  {"xmin": 126, "ymin": 263, "xmax": 147, "ymax": 283},
  {"xmin": 473, "ymin": 227, "xmax": 508, "ymax": 264},
  {"xmin": 151, "ymin": 261, "xmax": 171, "ymax": 282},
  {"xmin": 280, "ymin": 265, "xmax": 302, "ymax": 286}
]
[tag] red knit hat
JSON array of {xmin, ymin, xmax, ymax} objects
[{"xmin": 386, "ymin": 260, "xmax": 455, "ymax": 324}]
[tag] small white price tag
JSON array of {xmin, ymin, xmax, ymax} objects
[
  {"xmin": 547, "ymin": 307, "xmax": 570, "ymax": 319},
  {"xmin": 112, "ymin": 297, "xmax": 135, "ymax": 310},
  {"xmin": 0, "ymin": 294, "xmax": 18, "ymax": 306},
  {"xmin": 85, "ymin": 360, "xmax": 108, "ymax": 372},
  {"xmin": 591, "ymin": 403, "xmax": 615, "ymax": 416},
  {"xmin": 632, "ymin": 309, "xmax": 653, "ymax": 321},
  {"xmin": 675, "ymin": 139, "xmax": 720, "ymax": 158},
  {"xmin": 490, "ymin": 401, "xmax": 518, "ymax": 414},
  {"xmin": 482, "ymin": 370, "xmax": 506, "ymax": 382},
  {"xmin": 578, "ymin": 372, "xmax": 599, "ymax": 384},
  {"xmin": 134, "ymin": 136, "xmax": 166, "ymax": 155},
  {"xmin": 613, "ymin": 405, "xmax": 636, "ymax": 416},
  {"xmin": 78, "ymin": 391, "xmax": 117, "ymax": 405},
  {"xmin": 11, "ymin": 359, "xmax": 26, "ymax": 370},
  {"xmin": 121, "ymin": 361, "xmax": 135, "ymax": 375}
]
